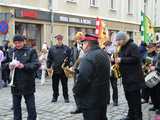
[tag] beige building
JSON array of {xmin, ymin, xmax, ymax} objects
[
  {"xmin": 0, "ymin": 0, "xmax": 144, "ymax": 47},
  {"xmin": 52, "ymin": 0, "xmax": 143, "ymax": 45},
  {"xmin": 0, "ymin": 0, "xmax": 51, "ymax": 49}
]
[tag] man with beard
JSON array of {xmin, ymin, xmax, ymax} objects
[
  {"xmin": 115, "ymin": 32, "xmax": 145, "ymax": 120},
  {"xmin": 73, "ymin": 34, "xmax": 110, "ymax": 120}
]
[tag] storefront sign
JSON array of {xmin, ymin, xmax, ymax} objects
[
  {"xmin": 54, "ymin": 13, "xmax": 96, "ymax": 26},
  {"xmin": 21, "ymin": 9, "xmax": 38, "ymax": 19},
  {"xmin": 15, "ymin": 8, "xmax": 51, "ymax": 22}
]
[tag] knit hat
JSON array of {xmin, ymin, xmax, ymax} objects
[
  {"xmin": 13, "ymin": 35, "xmax": 24, "ymax": 42},
  {"xmin": 116, "ymin": 32, "xmax": 127, "ymax": 41}
]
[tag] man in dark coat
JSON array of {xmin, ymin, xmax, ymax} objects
[
  {"xmin": 3, "ymin": 35, "xmax": 39, "ymax": 120},
  {"xmin": 115, "ymin": 32, "xmax": 145, "ymax": 120},
  {"xmin": 47, "ymin": 34, "xmax": 71, "ymax": 103},
  {"xmin": 73, "ymin": 34, "xmax": 110, "ymax": 120}
]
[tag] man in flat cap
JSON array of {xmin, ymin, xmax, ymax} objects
[
  {"xmin": 115, "ymin": 32, "xmax": 145, "ymax": 120},
  {"xmin": 47, "ymin": 34, "xmax": 71, "ymax": 103},
  {"xmin": 73, "ymin": 34, "xmax": 110, "ymax": 120},
  {"xmin": 2, "ymin": 35, "xmax": 39, "ymax": 120}
]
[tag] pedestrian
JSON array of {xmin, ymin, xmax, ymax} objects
[
  {"xmin": 47, "ymin": 34, "xmax": 71, "ymax": 103},
  {"xmin": 73, "ymin": 34, "xmax": 110, "ymax": 120},
  {"xmin": 2, "ymin": 35, "xmax": 39, "ymax": 120},
  {"xmin": 1, "ymin": 40, "xmax": 10, "ymax": 87},
  {"xmin": 146, "ymin": 43, "xmax": 160, "ymax": 114},
  {"xmin": 0, "ymin": 46, "xmax": 5, "ymax": 89},
  {"xmin": 104, "ymin": 40, "xmax": 119, "ymax": 106},
  {"xmin": 70, "ymin": 32, "xmax": 84, "ymax": 114},
  {"xmin": 115, "ymin": 32, "xmax": 145, "ymax": 120},
  {"xmin": 39, "ymin": 42, "xmax": 48, "ymax": 85}
]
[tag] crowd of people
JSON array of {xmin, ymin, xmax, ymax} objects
[{"xmin": 0, "ymin": 31, "xmax": 160, "ymax": 120}]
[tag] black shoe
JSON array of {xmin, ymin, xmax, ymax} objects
[
  {"xmin": 149, "ymin": 107, "xmax": 157, "ymax": 111},
  {"xmin": 51, "ymin": 97, "xmax": 57, "ymax": 103},
  {"xmin": 156, "ymin": 109, "xmax": 160, "ymax": 115},
  {"xmin": 70, "ymin": 109, "xmax": 81, "ymax": 114},
  {"xmin": 113, "ymin": 102, "xmax": 118, "ymax": 106},
  {"xmin": 65, "ymin": 99, "xmax": 70, "ymax": 103}
]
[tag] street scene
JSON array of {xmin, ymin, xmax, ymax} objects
[{"xmin": 1, "ymin": 0, "xmax": 160, "ymax": 120}]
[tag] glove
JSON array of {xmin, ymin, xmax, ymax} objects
[{"xmin": 9, "ymin": 59, "xmax": 20, "ymax": 70}]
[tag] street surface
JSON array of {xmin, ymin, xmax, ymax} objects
[{"xmin": 0, "ymin": 79, "xmax": 157, "ymax": 120}]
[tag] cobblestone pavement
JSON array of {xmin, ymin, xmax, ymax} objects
[{"xmin": 0, "ymin": 79, "xmax": 158, "ymax": 120}]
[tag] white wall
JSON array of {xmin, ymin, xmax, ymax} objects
[{"xmin": 53, "ymin": 0, "xmax": 142, "ymax": 25}]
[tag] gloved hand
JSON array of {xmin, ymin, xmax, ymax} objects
[{"xmin": 9, "ymin": 59, "xmax": 20, "ymax": 70}]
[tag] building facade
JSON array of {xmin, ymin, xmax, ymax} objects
[
  {"xmin": 52, "ymin": 0, "xmax": 143, "ymax": 45},
  {"xmin": 144, "ymin": 0, "xmax": 160, "ymax": 41},
  {"xmin": 0, "ymin": 0, "xmax": 144, "ymax": 48},
  {"xmin": 0, "ymin": 0, "xmax": 51, "ymax": 50}
]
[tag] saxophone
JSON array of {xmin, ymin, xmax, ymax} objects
[
  {"xmin": 61, "ymin": 57, "xmax": 80, "ymax": 78},
  {"xmin": 111, "ymin": 46, "xmax": 121, "ymax": 79}
]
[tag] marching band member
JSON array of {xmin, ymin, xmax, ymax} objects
[
  {"xmin": 3, "ymin": 35, "xmax": 39, "ymax": 120},
  {"xmin": 47, "ymin": 34, "xmax": 71, "ymax": 103},
  {"xmin": 104, "ymin": 40, "xmax": 118, "ymax": 106},
  {"xmin": 70, "ymin": 32, "xmax": 84, "ymax": 114},
  {"xmin": 141, "ymin": 43, "xmax": 157, "ymax": 104},
  {"xmin": 146, "ymin": 43, "xmax": 160, "ymax": 114},
  {"xmin": 73, "ymin": 34, "xmax": 110, "ymax": 120},
  {"xmin": 115, "ymin": 32, "xmax": 145, "ymax": 120}
]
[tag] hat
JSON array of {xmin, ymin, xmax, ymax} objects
[
  {"xmin": 80, "ymin": 34, "xmax": 98, "ymax": 42},
  {"xmin": 116, "ymin": 32, "xmax": 127, "ymax": 41},
  {"xmin": 13, "ymin": 35, "xmax": 24, "ymax": 42},
  {"xmin": 55, "ymin": 34, "xmax": 63, "ymax": 40},
  {"xmin": 147, "ymin": 43, "xmax": 156, "ymax": 48}
]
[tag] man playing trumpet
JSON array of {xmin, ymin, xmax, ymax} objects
[{"xmin": 3, "ymin": 35, "xmax": 39, "ymax": 120}]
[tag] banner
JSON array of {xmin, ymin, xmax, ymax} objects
[
  {"xmin": 141, "ymin": 12, "xmax": 155, "ymax": 44},
  {"xmin": 96, "ymin": 17, "xmax": 108, "ymax": 48}
]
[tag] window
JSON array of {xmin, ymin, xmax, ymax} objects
[
  {"xmin": 110, "ymin": 0, "xmax": 116, "ymax": 10},
  {"xmin": 66, "ymin": 0, "xmax": 77, "ymax": 3},
  {"xmin": 128, "ymin": 0, "xmax": 133, "ymax": 14},
  {"xmin": 90, "ymin": 0, "xmax": 99, "ymax": 7}
]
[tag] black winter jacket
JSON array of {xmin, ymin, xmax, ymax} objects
[
  {"xmin": 73, "ymin": 46, "xmax": 110, "ymax": 110},
  {"xmin": 119, "ymin": 40, "xmax": 145, "ymax": 91}
]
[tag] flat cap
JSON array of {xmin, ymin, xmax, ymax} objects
[
  {"xmin": 13, "ymin": 35, "xmax": 24, "ymax": 42},
  {"xmin": 55, "ymin": 34, "xmax": 63, "ymax": 40}
]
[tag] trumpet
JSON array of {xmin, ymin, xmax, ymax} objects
[{"xmin": 9, "ymin": 52, "xmax": 17, "ymax": 87}]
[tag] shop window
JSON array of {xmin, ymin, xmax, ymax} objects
[
  {"xmin": 15, "ymin": 22, "xmax": 41, "ymax": 50},
  {"xmin": 127, "ymin": 31, "xmax": 134, "ymax": 39},
  {"xmin": 66, "ymin": 0, "xmax": 77, "ymax": 3}
]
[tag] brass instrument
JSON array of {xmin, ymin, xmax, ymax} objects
[
  {"xmin": 9, "ymin": 52, "xmax": 17, "ymax": 87},
  {"xmin": 111, "ymin": 46, "xmax": 121, "ymax": 79},
  {"xmin": 61, "ymin": 57, "xmax": 80, "ymax": 79}
]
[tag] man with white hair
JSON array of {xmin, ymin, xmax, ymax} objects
[{"xmin": 115, "ymin": 32, "xmax": 145, "ymax": 120}]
